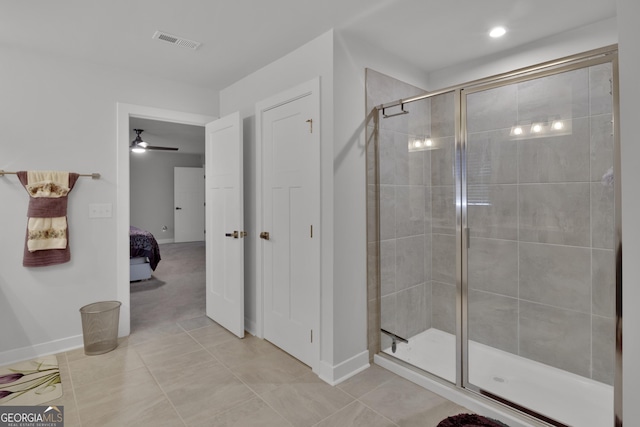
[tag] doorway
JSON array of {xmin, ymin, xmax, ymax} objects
[
  {"xmin": 129, "ymin": 118, "xmax": 205, "ymax": 244},
  {"xmin": 127, "ymin": 118, "xmax": 206, "ymax": 340},
  {"xmin": 116, "ymin": 103, "xmax": 215, "ymax": 337}
]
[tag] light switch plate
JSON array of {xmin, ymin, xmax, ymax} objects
[{"xmin": 89, "ymin": 203, "xmax": 112, "ymax": 218}]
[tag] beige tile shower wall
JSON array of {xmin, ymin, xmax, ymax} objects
[
  {"xmin": 465, "ymin": 63, "xmax": 616, "ymax": 385},
  {"xmin": 365, "ymin": 69, "xmax": 429, "ymax": 359}
]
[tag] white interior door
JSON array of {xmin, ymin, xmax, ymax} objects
[
  {"xmin": 205, "ymin": 112, "xmax": 244, "ymax": 338},
  {"xmin": 174, "ymin": 167, "xmax": 205, "ymax": 243},
  {"xmin": 258, "ymin": 79, "xmax": 320, "ymax": 367}
]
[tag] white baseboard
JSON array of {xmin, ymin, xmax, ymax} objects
[
  {"xmin": 0, "ymin": 335, "xmax": 84, "ymax": 366},
  {"xmin": 156, "ymin": 238, "xmax": 175, "ymax": 245},
  {"xmin": 317, "ymin": 350, "xmax": 370, "ymax": 386},
  {"xmin": 374, "ymin": 355, "xmax": 539, "ymax": 427}
]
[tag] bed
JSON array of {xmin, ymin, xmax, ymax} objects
[{"xmin": 129, "ymin": 226, "xmax": 161, "ymax": 281}]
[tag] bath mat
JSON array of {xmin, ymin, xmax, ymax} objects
[
  {"xmin": 0, "ymin": 355, "xmax": 62, "ymax": 406},
  {"xmin": 437, "ymin": 413, "xmax": 509, "ymax": 427}
]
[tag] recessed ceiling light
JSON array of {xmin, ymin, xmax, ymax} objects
[{"xmin": 489, "ymin": 26, "xmax": 507, "ymax": 38}]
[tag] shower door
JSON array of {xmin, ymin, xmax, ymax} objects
[
  {"xmin": 463, "ymin": 60, "xmax": 616, "ymax": 427},
  {"xmin": 378, "ymin": 90, "xmax": 459, "ymax": 384}
]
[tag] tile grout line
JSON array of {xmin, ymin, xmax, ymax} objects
[
  {"xmin": 309, "ymin": 399, "xmax": 393, "ymax": 427},
  {"xmin": 148, "ymin": 330, "xmax": 264, "ymax": 425},
  {"xmin": 135, "ymin": 330, "xmax": 231, "ymax": 426},
  {"xmin": 355, "ymin": 400, "xmax": 401, "ymax": 427},
  {"xmin": 588, "ymin": 104, "xmax": 594, "ymax": 381},
  {"xmin": 195, "ymin": 336, "xmax": 297, "ymax": 427},
  {"xmin": 61, "ymin": 352, "xmax": 83, "ymax": 427},
  {"xmin": 187, "ymin": 331, "xmax": 288, "ymax": 422},
  {"xmin": 134, "ymin": 345, "xmax": 189, "ymax": 427},
  {"xmin": 341, "ymin": 376, "xmax": 402, "ymax": 426},
  {"xmin": 304, "ymin": 385, "xmax": 359, "ymax": 427}
]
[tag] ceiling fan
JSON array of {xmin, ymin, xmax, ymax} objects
[{"xmin": 130, "ymin": 129, "xmax": 179, "ymax": 152}]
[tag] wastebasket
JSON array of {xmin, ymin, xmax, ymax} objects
[{"xmin": 79, "ymin": 301, "xmax": 122, "ymax": 355}]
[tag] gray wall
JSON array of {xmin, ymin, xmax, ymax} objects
[
  {"xmin": 0, "ymin": 44, "xmax": 216, "ymax": 362},
  {"xmin": 617, "ymin": 0, "xmax": 640, "ymax": 420},
  {"xmin": 130, "ymin": 151, "xmax": 203, "ymax": 242}
]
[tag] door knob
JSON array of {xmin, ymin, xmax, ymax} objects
[
  {"xmin": 260, "ymin": 231, "xmax": 270, "ymax": 240},
  {"xmin": 175, "ymin": 207, "xmax": 182, "ymax": 210},
  {"xmin": 225, "ymin": 231, "xmax": 239, "ymax": 238}
]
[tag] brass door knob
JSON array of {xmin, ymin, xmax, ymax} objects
[
  {"xmin": 260, "ymin": 231, "xmax": 270, "ymax": 240},
  {"xmin": 225, "ymin": 231, "xmax": 239, "ymax": 238}
]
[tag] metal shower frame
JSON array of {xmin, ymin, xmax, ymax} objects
[{"xmin": 374, "ymin": 44, "xmax": 622, "ymax": 427}]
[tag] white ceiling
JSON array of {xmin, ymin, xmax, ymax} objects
[
  {"xmin": 1, "ymin": 0, "xmax": 616, "ymax": 92},
  {"xmin": 342, "ymin": 0, "xmax": 616, "ymax": 76},
  {"xmin": 5, "ymin": 1, "xmax": 616, "ymax": 154}
]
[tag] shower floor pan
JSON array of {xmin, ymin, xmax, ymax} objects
[{"xmin": 383, "ymin": 328, "xmax": 612, "ymax": 427}]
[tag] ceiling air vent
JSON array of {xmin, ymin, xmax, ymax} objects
[{"xmin": 152, "ymin": 31, "xmax": 201, "ymax": 50}]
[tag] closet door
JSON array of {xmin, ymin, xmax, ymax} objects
[{"xmin": 256, "ymin": 78, "xmax": 320, "ymax": 369}]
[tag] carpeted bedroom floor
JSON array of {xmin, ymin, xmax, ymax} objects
[{"xmin": 129, "ymin": 241, "xmax": 213, "ymax": 345}]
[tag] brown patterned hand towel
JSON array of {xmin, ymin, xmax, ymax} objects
[{"xmin": 17, "ymin": 171, "xmax": 80, "ymax": 267}]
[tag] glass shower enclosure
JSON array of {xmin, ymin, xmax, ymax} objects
[{"xmin": 368, "ymin": 47, "xmax": 620, "ymax": 427}]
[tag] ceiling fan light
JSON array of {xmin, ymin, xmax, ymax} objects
[
  {"xmin": 131, "ymin": 146, "xmax": 146, "ymax": 153},
  {"xmin": 131, "ymin": 129, "xmax": 148, "ymax": 153},
  {"xmin": 130, "ymin": 127, "xmax": 179, "ymax": 152}
]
